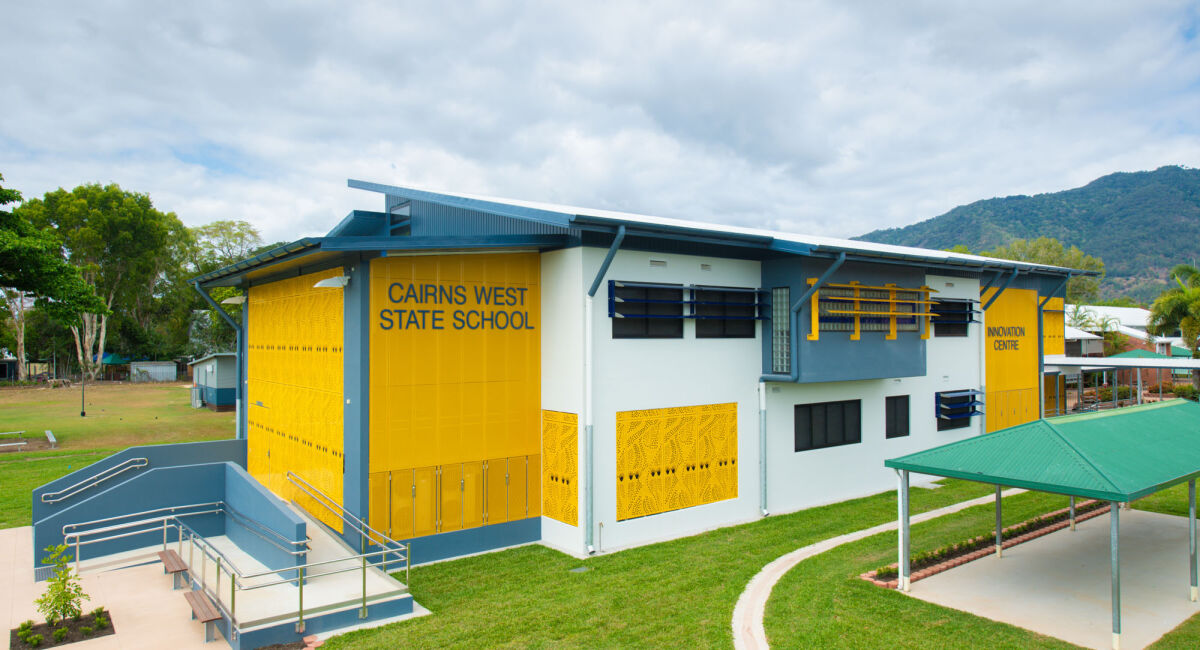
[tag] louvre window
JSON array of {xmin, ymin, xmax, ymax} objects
[
  {"xmin": 694, "ymin": 288, "xmax": 757, "ymax": 338},
  {"xmin": 936, "ymin": 389, "xmax": 983, "ymax": 431},
  {"xmin": 610, "ymin": 283, "xmax": 685, "ymax": 339},
  {"xmin": 931, "ymin": 299, "xmax": 977, "ymax": 337},
  {"xmin": 885, "ymin": 395, "xmax": 910, "ymax": 439},
  {"xmin": 795, "ymin": 400, "xmax": 861, "ymax": 451}
]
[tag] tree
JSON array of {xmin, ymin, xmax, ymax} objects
[
  {"xmin": 982, "ymin": 237, "xmax": 1105, "ymax": 303},
  {"xmin": 18, "ymin": 183, "xmax": 184, "ymax": 380},
  {"xmin": 1148, "ymin": 265, "xmax": 1200, "ymax": 389},
  {"xmin": 185, "ymin": 220, "xmax": 264, "ymax": 356},
  {"xmin": 0, "ymin": 174, "xmax": 105, "ymax": 379}
]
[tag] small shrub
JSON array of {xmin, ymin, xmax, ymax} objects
[
  {"xmin": 90, "ymin": 607, "xmax": 105, "ymax": 618},
  {"xmin": 18, "ymin": 620, "xmax": 33, "ymax": 633},
  {"xmin": 35, "ymin": 544, "xmax": 89, "ymax": 626},
  {"xmin": 1098, "ymin": 386, "xmax": 1135, "ymax": 401},
  {"xmin": 1173, "ymin": 384, "xmax": 1199, "ymax": 401},
  {"xmin": 94, "ymin": 614, "xmax": 109, "ymax": 629},
  {"xmin": 81, "ymin": 626, "xmax": 94, "ymax": 636},
  {"xmin": 53, "ymin": 626, "xmax": 69, "ymax": 642},
  {"xmin": 27, "ymin": 633, "xmax": 43, "ymax": 647}
]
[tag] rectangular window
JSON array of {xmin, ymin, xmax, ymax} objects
[
  {"xmin": 611, "ymin": 283, "xmax": 684, "ymax": 339},
  {"xmin": 931, "ymin": 299, "xmax": 976, "ymax": 337},
  {"xmin": 795, "ymin": 400, "xmax": 861, "ymax": 451},
  {"xmin": 885, "ymin": 395, "xmax": 910, "ymax": 438},
  {"xmin": 936, "ymin": 389, "xmax": 983, "ymax": 431},
  {"xmin": 695, "ymin": 288, "xmax": 757, "ymax": 338},
  {"xmin": 772, "ymin": 287, "xmax": 790, "ymax": 373}
]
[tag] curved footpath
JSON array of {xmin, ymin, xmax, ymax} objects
[{"xmin": 731, "ymin": 488, "xmax": 1026, "ymax": 650}]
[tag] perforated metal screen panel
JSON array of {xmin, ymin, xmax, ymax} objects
[
  {"xmin": 616, "ymin": 403, "xmax": 738, "ymax": 521},
  {"xmin": 541, "ymin": 410, "xmax": 578, "ymax": 526}
]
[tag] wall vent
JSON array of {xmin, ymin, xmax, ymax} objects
[
  {"xmin": 649, "ymin": 259, "xmax": 667, "ymax": 268},
  {"xmin": 700, "ymin": 263, "xmax": 712, "ymax": 271}
]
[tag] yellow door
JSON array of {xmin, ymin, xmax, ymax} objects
[
  {"xmin": 390, "ymin": 469, "xmax": 415, "ymax": 540},
  {"xmin": 462, "ymin": 461, "xmax": 484, "ymax": 529},
  {"xmin": 508, "ymin": 456, "xmax": 528, "ymax": 520},
  {"xmin": 368, "ymin": 472, "xmax": 389, "ymax": 542},
  {"xmin": 485, "ymin": 458, "xmax": 508, "ymax": 524},
  {"xmin": 414, "ymin": 466, "xmax": 437, "ymax": 538},
  {"xmin": 440, "ymin": 464, "xmax": 463, "ymax": 532}
]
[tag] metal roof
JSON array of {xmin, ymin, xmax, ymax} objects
[
  {"xmin": 1064, "ymin": 325, "xmax": 1101, "ymax": 340},
  {"xmin": 886, "ymin": 400, "xmax": 1200, "ymax": 501},
  {"xmin": 188, "ymin": 352, "xmax": 236, "ymax": 366},
  {"xmin": 348, "ymin": 179, "xmax": 1092, "ymax": 276},
  {"xmin": 1045, "ymin": 354, "xmax": 1200, "ymax": 371},
  {"xmin": 1110, "ymin": 349, "xmax": 1169, "ymax": 359}
]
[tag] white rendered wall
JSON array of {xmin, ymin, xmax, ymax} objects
[
  {"xmin": 538, "ymin": 247, "xmax": 587, "ymax": 554},
  {"xmin": 586, "ymin": 247, "xmax": 763, "ymax": 552},
  {"xmin": 764, "ymin": 274, "xmax": 983, "ymax": 515}
]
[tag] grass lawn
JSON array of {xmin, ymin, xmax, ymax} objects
[
  {"xmin": 0, "ymin": 382, "xmax": 234, "ymax": 530},
  {"xmin": 0, "ymin": 382, "xmax": 233, "ymax": 450},
  {"xmin": 327, "ymin": 480, "xmax": 1036, "ymax": 649}
]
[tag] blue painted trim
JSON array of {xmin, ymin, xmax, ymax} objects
[
  {"xmin": 202, "ymin": 386, "xmax": 236, "ymax": 406},
  {"xmin": 327, "ymin": 210, "xmax": 389, "ymax": 237},
  {"xmin": 348, "ymin": 179, "xmax": 574, "ymax": 229},
  {"xmin": 342, "ymin": 260, "xmax": 371, "ymax": 548},
  {"xmin": 321, "ymin": 234, "xmax": 570, "ymax": 252},
  {"xmin": 239, "ymin": 299, "xmax": 248, "ymax": 438},
  {"xmin": 982, "ymin": 268, "xmax": 1020, "ymax": 311},
  {"xmin": 587, "ymin": 226, "xmax": 625, "ymax": 297},
  {"xmin": 192, "ymin": 238, "xmax": 322, "ymax": 286},
  {"xmin": 403, "ymin": 517, "xmax": 541, "ymax": 565}
]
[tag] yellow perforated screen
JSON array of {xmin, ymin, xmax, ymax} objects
[
  {"xmin": 616, "ymin": 403, "xmax": 737, "ymax": 521},
  {"xmin": 541, "ymin": 410, "xmax": 578, "ymax": 526},
  {"xmin": 247, "ymin": 268, "xmax": 344, "ymax": 532}
]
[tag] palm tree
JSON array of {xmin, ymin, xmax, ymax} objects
[{"xmin": 1148, "ymin": 265, "xmax": 1200, "ymax": 390}]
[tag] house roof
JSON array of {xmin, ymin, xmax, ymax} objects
[
  {"xmin": 1068, "ymin": 304, "xmax": 1151, "ymax": 329},
  {"xmin": 885, "ymin": 400, "xmax": 1200, "ymax": 502},
  {"xmin": 1110, "ymin": 349, "xmax": 1168, "ymax": 359},
  {"xmin": 1064, "ymin": 325, "xmax": 1101, "ymax": 341},
  {"xmin": 194, "ymin": 179, "xmax": 1097, "ymax": 288},
  {"xmin": 188, "ymin": 352, "xmax": 237, "ymax": 366}
]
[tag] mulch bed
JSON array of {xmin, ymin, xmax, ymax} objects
[
  {"xmin": 9, "ymin": 610, "xmax": 116, "ymax": 649},
  {"xmin": 862, "ymin": 501, "xmax": 1112, "ymax": 589}
]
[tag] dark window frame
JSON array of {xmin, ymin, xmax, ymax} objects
[
  {"xmin": 610, "ymin": 282, "xmax": 685, "ymax": 339},
  {"xmin": 931, "ymin": 298, "xmax": 977, "ymax": 337},
  {"xmin": 794, "ymin": 399, "xmax": 862, "ymax": 452},
  {"xmin": 936, "ymin": 389, "xmax": 983, "ymax": 431},
  {"xmin": 885, "ymin": 395, "xmax": 910, "ymax": 439},
  {"xmin": 694, "ymin": 287, "xmax": 758, "ymax": 339}
]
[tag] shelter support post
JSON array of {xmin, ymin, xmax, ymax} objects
[
  {"xmin": 1112, "ymin": 372, "xmax": 1118, "ymax": 410},
  {"xmin": 995, "ymin": 485, "xmax": 1003, "ymax": 557},
  {"xmin": 1191, "ymin": 479, "xmax": 1197, "ymax": 602},
  {"xmin": 1159, "ymin": 369, "xmax": 1164, "ymax": 402},
  {"xmin": 1112, "ymin": 501, "xmax": 1121, "ymax": 650},
  {"xmin": 1070, "ymin": 496, "xmax": 1076, "ymax": 531},
  {"xmin": 897, "ymin": 470, "xmax": 910, "ymax": 592},
  {"xmin": 1137, "ymin": 370, "xmax": 1143, "ymax": 405}
]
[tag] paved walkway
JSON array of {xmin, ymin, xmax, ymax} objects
[
  {"xmin": 1, "ymin": 526, "xmax": 217, "ymax": 650},
  {"xmin": 912, "ymin": 509, "xmax": 1200, "ymax": 650},
  {"xmin": 730, "ymin": 488, "xmax": 1025, "ymax": 650}
]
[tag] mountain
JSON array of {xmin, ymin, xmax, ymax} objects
[{"xmin": 856, "ymin": 166, "xmax": 1200, "ymax": 303}]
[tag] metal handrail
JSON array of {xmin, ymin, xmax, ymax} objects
[
  {"xmin": 63, "ymin": 502, "xmax": 221, "ymax": 535},
  {"xmin": 286, "ymin": 471, "xmax": 409, "ymax": 563},
  {"xmin": 41, "ymin": 457, "xmax": 149, "ymax": 503}
]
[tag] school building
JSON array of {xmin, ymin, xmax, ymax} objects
[{"xmin": 30, "ymin": 180, "xmax": 1086, "ymax": 646}]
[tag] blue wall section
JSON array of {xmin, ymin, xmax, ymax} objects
[
  {"xmin": 203, "ymin": 386, "xmax": 237, "ymax": 406},
  {"xmin": 222, "ymin": 463, "xmax": 306, "ymax": 573},
  {"xmin": 404, "ymin": 517, "xmax": 540, "ymax": 565},
  {"xmin": 34, "ymin": 463, "xmax": 227, "ymax": 565},
  {"xmin": 761, "ymin": 257, "xmax": 927, "ymax": 383},
  {"xmin": 343, "ymin": 260, "xmax": 371, "ymax": 549},
  {"xmin": 227, "ymin": 593, "xmax": 412, "ymax": 650},
  {"xmin": 32, "ymin": 439, "xmax": 246, "ymax": 523}
]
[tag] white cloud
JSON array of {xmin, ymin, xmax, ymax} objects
[{"xmin": 1, "ymin": 1, "xmax": 1198, "ymax": 244}]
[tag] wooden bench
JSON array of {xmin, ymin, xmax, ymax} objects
[
  {"xmin": 183, "ymin": 589, "xmax": 221, "ymax": 643},
  {"xmin": 158, "ymin": 549, "xmax": 188, "ymax": 589}
]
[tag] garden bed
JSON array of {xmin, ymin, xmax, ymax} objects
[
  {"xmin": 862, "ymin": 500, "xmax": 1111, "ymax": 588},
  {"xmin": 9, "ymin": 608, "xmax": 115, "ymax": 649}
]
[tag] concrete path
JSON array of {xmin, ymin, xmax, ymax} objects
[
  {"xmin": 911, "ymin": 509, "xmax": 1200, "ymax": 650},
  {"xmin": 1, "ymin": 526, "xmax": 216, "ymax": 650},
  {"xmin": 731, "ymin": 488, "xmax": 1025, "ymax": 650}
]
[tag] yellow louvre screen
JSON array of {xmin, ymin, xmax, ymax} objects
[
  {"xmin": 542, "ymin": 410, "xmax": 578, "ymax": 526},
  {"xmin": 247, "ymin": 268, "xmax": 344, "ymax": 532},
  {"xmin": 616, "ymin": 403, "xmax": 737, "ymax": 521},
  {"xmin": 1042, "ymin": 297, "xmax": 1065, "ymax": 356}
]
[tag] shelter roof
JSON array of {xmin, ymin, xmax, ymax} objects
[
  {"xmin": 1067, "ymin": 304, "xmax": 1151, "ymax": 329},
  {"xmin": 1110, "ymin": 349, "xmax": 1168, "ymax": 359},
  {"xmin": 1064, "ymin": 325, "xmax": 1101, "ymax": 341},
  {"xmin": 886, "ymin": 400, "xmax": 1200, "ymax": 502}
]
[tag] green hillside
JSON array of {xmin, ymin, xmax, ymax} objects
[{"xmin": 856, "ymin": 166, "xmax": 1200, "ymax": 303}]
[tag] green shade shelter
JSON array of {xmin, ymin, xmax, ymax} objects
[
  {"xmin": 1109, "ymin": 349, "xmax": 1169, "ymax": 360},
  {"xmin": 885, "ymin": 400, "xmax": 1200, "ymax": 650}
]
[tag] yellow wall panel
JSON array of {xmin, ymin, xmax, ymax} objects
[
  {"xmin": 414, "ymin": 466, "xmax": 437, "ymax": 538},
  {"xmin": 508, "ymin": 455, "xmax": 528, "ymax": 520},
  {"xmin": 526, "ymin": 454, "xmax": 541, "ymax": 518},
  {"xmin": 390, "ymin": 469, "xmax": 415, "ymax": 541},
  {"xmin": 247, "ymin": 268, "xmax": 344, "ymax": 532},
  {"xmin": 615, "ymin": 403, "xmax": 738, "ymax": 521},
  {"xmin": 1043, "ymin": 297, "xmax": 1065, "ymax": 356},
  {"xmin": 440, "ymin": 464, "xmax": 463, "ymax": 532},
  {"xmin": 485, "ymin": 458, "xmax": 508, "ymax": 524},
  {"xmin": 366, "ymin": 253, "xmax": 541, "ymax": 534},
  {"xmin": 541, "ymin": 411, "xmax": 578, "ymax": 526},
  {"xmin": 982, "ymin": 287, "xmax": 1041, "ymax": 433}
]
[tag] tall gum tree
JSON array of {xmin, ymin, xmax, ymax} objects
[{"xmin": 18, "ymin": 183, "xmax": 182, "ymax": 380}]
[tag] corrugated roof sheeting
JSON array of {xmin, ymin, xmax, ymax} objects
[
  {"xmin": 886, "ymin": 400, "xmax": 1200, "ymax": 501},
  {"xmin": 409, "ymin": 199, "xmax": 574, "ymax": 238}
]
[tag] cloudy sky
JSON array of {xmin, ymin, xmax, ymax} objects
[{"xmin": 2, "ymin": 1, "xmax": 1199, "ymax": 244}]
